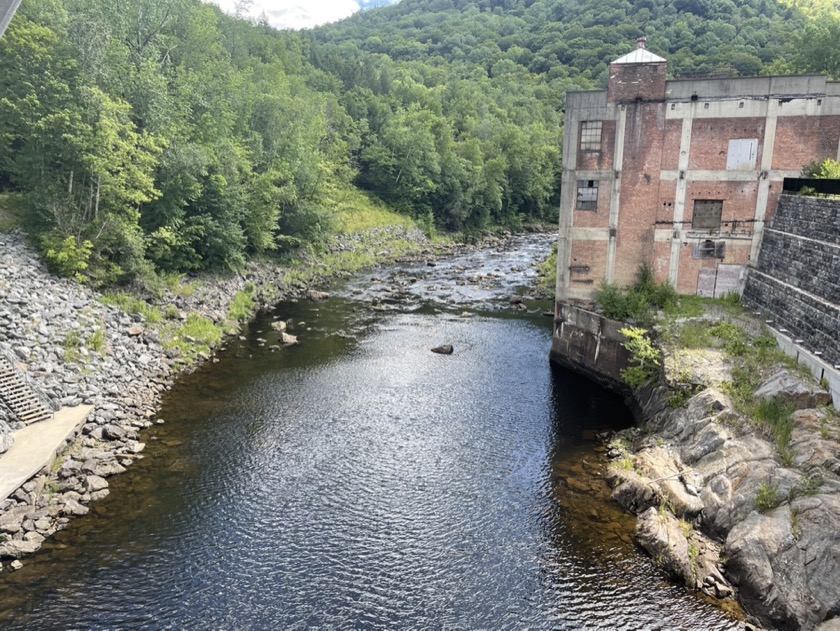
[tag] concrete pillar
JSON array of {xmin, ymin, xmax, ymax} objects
[
  {"xmin": 606, "ymin": 107, "xmax": 627, "ymax": 283},
  {"xmin": 668, "ymin": 108, "xmax": 695, "ymax": 287},
  {"xmin": 750, "ymin": 103, "xmax": 778, "ymax": 263}
]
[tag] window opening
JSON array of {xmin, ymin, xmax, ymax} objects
[
  {"xmin": 580, "ymin": 121, "xmax": 602, "ymax": 152},
  {"xmin": 576, "ymin": 180, "xmax": 598, "ymax": 210}
]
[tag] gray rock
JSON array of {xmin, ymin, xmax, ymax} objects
[
  {"xmin": 0, "ymin": 506, "xmax": 33, "ymax": 534},
  {"xmin": 60, "ymin": 498, "xmax": 89, "ymax": 517},
  {"xmin": 0, "ymin": 420, "xmax": 14, "ymax": 454},
  {"xmin": 59, "ymin": 458, "xmax": 81, "ymax": 479},
  {"xmin": 280, "ymin": 332, "xmax": 298, "ymax": 346},
  {"xmin": 86, "ymin": 460, "xmax": 127, "ymax": 478},
  {"xmin": 755, "ymin": 369, "xmax": 831, "ymax": 410},
  {"xmin": 102, "ymin": 424, "xmax": 127, "ymax": 441},
  {"xmin": 726, "ymin": 494, "xmax": 840, "ymax": 630},
  {"xmin": 83, "ymin": 475, "xmax": 108, "ymax": 493},
  {"xmin": 0, "ymin": 539, "xmax": 41, "ymax": 559},
  {"xmin": 431, "ymin": 344, "xmax": 454, "ymax": 355}
]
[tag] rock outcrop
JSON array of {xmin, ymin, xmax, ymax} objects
[{"xmin": 609, "ymin": 378, "xmax": 840, "ymax": 630}]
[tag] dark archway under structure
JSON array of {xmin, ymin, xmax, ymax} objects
[{"xmin": 0, "ymin": 0, "xmax": 21, "ymax": 39}]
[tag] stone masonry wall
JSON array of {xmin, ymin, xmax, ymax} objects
[{"xmin": 743, "ymin": 194, "xmax": 840, "ymax": 367}]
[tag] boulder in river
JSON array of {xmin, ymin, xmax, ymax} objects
[{"xmin": 431, "ymin": 345, "xmax": 454, "ymax": 355}]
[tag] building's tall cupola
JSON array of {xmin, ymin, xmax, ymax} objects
[{"xmin": 607, "ymin": 36, "xmax": 668, "ymax": 103}]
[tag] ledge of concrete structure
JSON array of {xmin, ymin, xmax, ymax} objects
[
  {"xmin": 768, "ymin": 330, "xmax": 840, "ymax": 408},
  {"xmin": 0, "ymin": 405, "xmax": 93, "ymax": 502}
]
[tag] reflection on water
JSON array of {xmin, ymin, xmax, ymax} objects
[{"xmin": 0, "ymin": 238, "xmax": 742, "ymax": 630}]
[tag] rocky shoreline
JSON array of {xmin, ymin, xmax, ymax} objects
[
  {"xmin": 605, "ymin": 335, "xmax": 840, "ymax": 630},
  {"xmin": 0, "ymin": 226, "xmax": 547, "ymax": 569},
  {"xmin": 0, "ymin": 226, "xmax": 439, "ymax": 565}
]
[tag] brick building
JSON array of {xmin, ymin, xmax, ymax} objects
[{"xmin": 556, "ymin": 37, "xmax": 840, "ymax": 302}]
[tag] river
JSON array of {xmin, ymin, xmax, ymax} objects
[{"xmin": 0, "ymin": 235, "xmax": 741, "ymax": 630}]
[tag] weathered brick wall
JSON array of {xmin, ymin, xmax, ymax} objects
[
  {"xmin": 743, "ymin": 195, "xmax": 840, "ymax": 366},
  {"xmin": 607, "ymin": 62, "xmax": 667, "ymax": 103}
]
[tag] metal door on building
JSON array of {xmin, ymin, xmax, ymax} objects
[{"xmin": 697, "ymin": 264, "xmax": 746, "ymax": 298}]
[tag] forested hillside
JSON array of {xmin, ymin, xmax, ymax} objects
[{"xmin": 0, "ymin": 0, "xmax": 835, "ymax": 285}]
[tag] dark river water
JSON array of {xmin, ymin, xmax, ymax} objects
[{"xmin": 0, "ymin": 236, "xmax": 742, "ymax": 630}]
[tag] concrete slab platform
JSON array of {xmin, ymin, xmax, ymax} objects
[{"xmin": 0, "ymin": 405, "xmax": 93, "ymax": 502}]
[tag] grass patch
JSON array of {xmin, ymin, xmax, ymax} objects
[
  {"xmin": 327, "ymin": 182, "xmax": 417, "ymax": 234},
  {"xmin": 673, "ymin": 321, "xmax": 713, "ymax": 349},
  {"xmin": 614, "ymin": 456, "xmax": 635, "ymax": 471},
  {"xmin": 709, "ymin": 321, "xmax": 749, "ymax": 356},
  {"xmin": 160, "ymin": 272, "xmax": 198, "ymax": 297},
  {"xmin": 664, "ymin": 294, "xmax": 707, "ymax": 318},
  {"xmin": 88, "ymin": 328, "xmax": 106, "ymax": 353},
  {"xmin": 755, "ymin": 482, "xmax": 784, "ymax": 512},
  {"xmin": 537, "ymin": 243, "xmax": 557, "ymax": 295},
  {"xmin": 790, "ymin": 507, "xmax": 802, "ymax": 539},
  {"xmin": 228, "ymin": 287, "xmax": 256, "ymax": 322},
  {"xmin": 755, "ymin": 398, "xmax": 795, "ymax": 456},
  {"xmin": 101, "ymin": 291, "xmax": 162, "ymax": 323},
  {"xmin": 162, "ymin": 314, "xmax": 224, "ymax": 364},
  {"xmin": 64, "ymin": 330, "xmax": 83, "ymax": 363}
]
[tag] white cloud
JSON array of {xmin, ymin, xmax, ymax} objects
[{"xmin": 207, "ymin": 0, "xmax": 362, "ymax": 30}]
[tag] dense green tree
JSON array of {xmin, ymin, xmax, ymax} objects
[{"xmin": 0, "ymin": 0, "xmax": 831, "ymax": 281}]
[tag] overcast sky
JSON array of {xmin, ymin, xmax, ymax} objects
[{"xmin": 207, "ymin": 0, "xmax": 389, "ymax": 30}]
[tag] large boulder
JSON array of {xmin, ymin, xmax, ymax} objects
[
  {"xmin": 636, "ymin": 506, "xmax": 733, "ymax": 598},
  {"xmin": 0, "ymin": 539, "xmax": 42, "ymax": 559},
  {"xmin": 755, "ymin": 369, "xmax": 832, "ymax": 410},
  {"xmin": 726, "ymin": 495, "xmax": 840, "ymax": 630}
]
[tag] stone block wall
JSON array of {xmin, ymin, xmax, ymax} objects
[
  {"xmin": 743, "ymin": 195, "xmax": 840, "ymax": 367},
  {"xmin": 769, "ymin": 196, "xmax": 840, "ymax": 246}
]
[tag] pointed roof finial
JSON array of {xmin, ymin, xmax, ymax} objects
[{"xmin": 637, "ymin": 35, "xmax": 647, "ymax": 49}]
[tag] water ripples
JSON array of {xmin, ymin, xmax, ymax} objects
[{"xmin": 0, "ymin": 240, "xmax": 742, "ymax": 630}]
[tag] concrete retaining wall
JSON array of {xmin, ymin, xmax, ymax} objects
[{"xmin": 549, "ymin": 303, "xmax": 634, "ymax": 397}]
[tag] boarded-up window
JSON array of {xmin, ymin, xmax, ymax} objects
[
  {"xmin": 726, "ymin": 139, "xmax": 757, "ymax": 170},
  {"xmin": 576, "ymin": 180, "xmax": 598, "ymax": 210},
  {"xmin": 692, "ymin": 200, "xmax": 723, "ymax": 230},
  {"xmin": 580, "ymin": 121, "xmax": 602, "ymax": 151},
  {"xmin": 693, "ymin": 239, "xmax": 725, "ymax": 259}
]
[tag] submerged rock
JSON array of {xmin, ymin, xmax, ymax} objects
[{"xmin": 280, "ymin": 332, "xmax": 299, "ymax": 346}]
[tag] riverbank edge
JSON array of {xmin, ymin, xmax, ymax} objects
[
  {"xmin": 0, "ymin": 225, "xmax": 549, "ymax": 569},
  {"xmin": 550, "ymin": 303, "xmax": 840, "ymax": 631}
]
